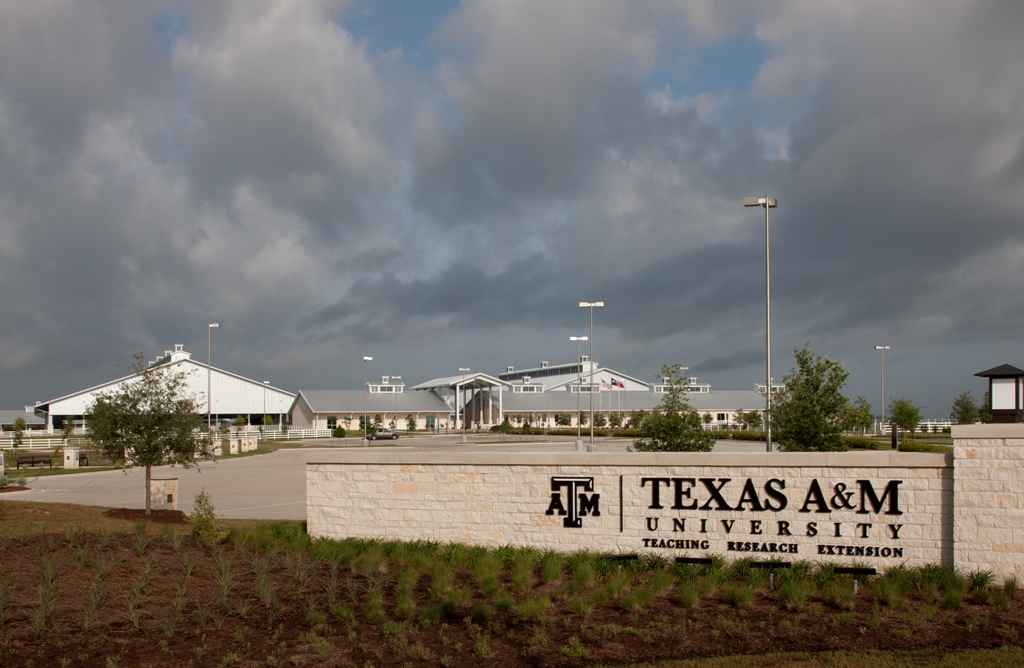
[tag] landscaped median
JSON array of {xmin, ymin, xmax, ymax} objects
[{"xmin": 0, "ymin": 500, "xmax": 1022, "ymax": 667}]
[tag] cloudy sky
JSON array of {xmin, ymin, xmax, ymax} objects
[{"xmin": 2, "ymin": 0, "xmax": 1022, "ymax": 419}]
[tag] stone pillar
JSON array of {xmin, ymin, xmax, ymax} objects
[
  {"xmin": 953, "ymin": 424, "xmax": 1024, "ymax": 580},
  {"xmin": 62, "ymin": 447, "xmax": 80, "ymax": 469},
  {"xmin": 150, "ymin": 478, "xmax": 179, "ymax": 511}
]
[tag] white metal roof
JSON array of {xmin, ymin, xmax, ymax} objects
[
  {"xmin": 408, "ymin": 372, "xmax": 510, "ymax": 391},
  {"xmin": 34, "ymin": 348, "xmax": 295, "ymax": 417}
]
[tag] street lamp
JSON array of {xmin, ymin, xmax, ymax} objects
[
  {"xmin": 875, "ymin": 346, "xmax": 890, "ymax": 438},
  {"xmin": 579, "ymin": 302, "xmax": 604, "ymax": 452},
  {"xmin": 362, "ymin": 356, "xmax": 372, "ymax": 445},
  {"xmin": 458, "ymin": 368, "xmax": 470, "ymax": 442},
  {"xmin": 743, "ymin": 196, "xmax": 777, "ymax": 453},
  {"xmin": 207, "ymin": 323, "xmax": 220, "ymax": 434},
  {"xmin": 570, "ymin": 336, "xmax": 588, "ymax": 451},
  {"xmin": 263, "ymin": 381, "xmax": 269, "ymax": 430},
  {"xmin": 391, "ymin": 376, "xmax": 401, "ymax": 430}
]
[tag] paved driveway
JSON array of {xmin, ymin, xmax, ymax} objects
[{"xmin": 1, "ymin": 437, "xmax": 767, "ymax": 520}]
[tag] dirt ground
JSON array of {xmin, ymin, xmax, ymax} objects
[{"xmin": 0, "ymin": 501, "xmax": 1022, "ymax": 667}]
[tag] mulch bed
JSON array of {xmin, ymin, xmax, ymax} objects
[
  {"xmin": 0, "ymin": 486, "xmax": 31, "ymax": 493},
  {"xmin": 102, "ymin": 507, "xmax": 189, "ymax": 524},
  {"xmin": 0, "ymin": 530, "xmax": 1022, "ymax": 667}
]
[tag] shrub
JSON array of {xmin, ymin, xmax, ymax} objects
[
  {"xmin": 899, "ymin": 440, "xmax": 953, "ymax": 453},
  {"xmin": 190, "ymin": 490, "xmax": 229, "ymax": 548},
  {"xmin": 331, "ymin": 427, "xmax": 345, "ymax": 438},
  {"xmin": 1004, "ymin": 576, "xmax": 1018, "ymax": 599},
  {"xmin": 678, "ymin": 585, "xmax": 699, "ymax": 610},
  {"xmin": 724, "ymin": 586, "xmax": 754, "ymax": 609},
  {"xmin": 777, "ymin": 581, "xmax": 807, "ymax": 611},
  {"xmin": 0, "ymin": 474, "xmax": 27, "ymax": 489},
  {"xmin": 968, "ymin": 569, "xmax": 995, "ymax": 592},
  {"xmin": 842, "ymin": 436, "xmax": 881, "ymax": 450}
]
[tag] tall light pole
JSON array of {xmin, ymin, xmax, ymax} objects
[
  {"xmin": 391, "ymin": 376, "xmax": 401, "ymax": 430},
  {"xmin": 207, "ymin": 323, "xmax": 220, "ymax": 434},
  {"xmin": 579, "ymin": 302, "xmax": 604, "ymax": 452},
  {"xmin": 263, "ymin": 380, "xmax": 269, "ymax": 431},
  {"xmin": 458, "ymin": 368, "xmax": 470, "ymax": 442},
  {"xmin": 743, "ymin": 196, "xmax": 777, "ymax": 452},
  {"xmin": 570, "ymin": 336, "xmax": 588, "ymax": 451},
  {"xmin": 362, "ymin": 356, "xmax": 372, "ymax": 445},
  {"xmin": 875, "ymin": 346, "xmax": 890, "ymax": 435}
]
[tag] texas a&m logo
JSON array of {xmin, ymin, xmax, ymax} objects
[{"xmin": 545, "ymin": 477, "xmax": 601, "ymax": 528}]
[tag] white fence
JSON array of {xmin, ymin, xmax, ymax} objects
[{"xmin": 0, "ymin": 427, "xmax": 342, "ymax": 450}]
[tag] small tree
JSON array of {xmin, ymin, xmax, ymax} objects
[
  {"xmin": 949, "ymin": 390, "xmax": 979, "ymax": 425},
  {"xmin": 88, "ymin": 353, "xmax": 207, "ymax": 514},
  {"xmin": 406, "ymin": 414, "xmax": 416, "ymax": 432},
  {"xmin": 736, "ymin": 409, "xmax": 763, "ymax": 431},
  {"xmin": 594, "ymin": 413, "xmax": 607, "ymax": 428},
  {"xmin": 702, "ymin": 412, "xmax": 712, "ymax": 428},
  {"xmin": 218, "ymin": 421, "xmax": 230, "ymax": 439},
  {"xmin": 577, "ymin": 412, "xmax": 588, "ymax": 427},
  {"xmin": 12, "ymin": 416, "xmax": 26, "ymax": 449},
  {"xmin": 633, "ymin": 364, "xmax": 715, "ymax": 452},
  {"xmin": 771, "ymin": 344, "xmax": 850, "ymax": 452},
  {"xmin": 233, "ymin": 415, "xmax": 246, "ymax": 437},
  {"xmin": 889, "ymin": 397, "xmax": 923, "ymax": 437},
  {"xmin": 373, "ymin": 414, "xmax": 383, "ymax": 429},
  {"xmin": 61, "ymin": 417, "xmax": 76, "ymax": 444},
  {"xmin": 554, "ymin": 414, "xmax": 570, "ymax": 427},
  {"xmin": 498, "ymin": 416, "xmax": 514, "ymax": 434},
  {"xmin": 979, "ymin": 392, "xmax": 993, "ymax": 423},
  {"xmin": 609, "ymin": 412, "xmax": 623, "ymax": 429},
  {"xmin": 842, "ymin": 396, "xmax": 874, "ymax": 434},
  {"xmin": 262, "ymin": 414, "xmax": 273, "ymax": 427}
]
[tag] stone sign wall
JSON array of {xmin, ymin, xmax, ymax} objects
[
  {"xmin": 308, "ymin": 450, "xmax": 953, "ymax": 571},
  {"xmin": 953, "ymin": 425, "xmax": 1024, "ymax": 579}
]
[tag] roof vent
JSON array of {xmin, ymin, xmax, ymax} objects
[
  {"xmin": 175, "ymin": 344, "xmax": 183, "ymax": 352},
  {"xmin": 507, "ymin": 366, "xmax": 514, "ymax": 373},
  {"xmin": 541, "ymin": 361, "xmax": 548, "ymax": 368}
]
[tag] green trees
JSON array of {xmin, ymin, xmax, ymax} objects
[
  {"xmin": 843, "ymin": 396, "xmax": 875, "ymax": 434},
  {"xmin": 949, "ymin": 390, "xmax": 980, "ymax": 425},
  {"xmin": 632, "ymin": 364, "xmax": 715, "ymax": 452},
  {"xmin": 593, "ymin": 413, "xmax": 607, "ymax": 428},
  {"xmin": 735, "ymin": 409, "xmax": 763, "ymax": 431},
  {"xmin": 406, "ymin": 414, "xmax": 416, "ymax": 432},
  {"xmin": 233, "ymin": 415, "xmax": 246, "ymax": 437},
  {"xmin": 889, "ymin": 397, "xmax": 923, "ymax": 436},
  {"xmin": 88, "ymin": 353, "xmax": 207, "ymax": 514},
  {"xmin": 554, "ymin": 414, "xmax": 571, "ymax": 427},
  {"xmin": 771, "ymin": 345, "xmax": 850, "ymax": 452},
  {"xmin": 609, "ymin": 412, "xmax": 623, "ymax": 429}
]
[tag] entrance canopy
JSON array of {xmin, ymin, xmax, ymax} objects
[{"xmin": 410, "ymin": 373, "xmax": 510, "ymax": 428}]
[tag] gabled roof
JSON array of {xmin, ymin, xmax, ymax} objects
[
  {"xmin": 291, "ymin": 390, "xmax": 452, "ymax": 414},
  {"xmin": 974, "ymin": 364, "xmax": 1024, "ymax": 378},
  {"xmin": 408, "ymin": 372, "xmax": 509, "ymax": 391},
  {"xmin": 542, "ymin": 366, "xmax": 650, "ymax": 391}
]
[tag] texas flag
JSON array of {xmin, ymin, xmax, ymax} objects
[{"xmin": 611, "ymin": 378, "xmax": 625, "ymax": 389}]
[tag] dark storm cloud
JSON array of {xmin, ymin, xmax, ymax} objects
[{"xmin": 1, "ymin": 1, "xmax": 1023, "ymax": 418}]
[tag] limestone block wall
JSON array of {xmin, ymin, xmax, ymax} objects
[
  {"xmin": 308, "ymin": 451, "xmax": 952, "ymax": 569},
  {"xmin": 953, "ymin": 424, "xmax": 1024, "ymax": 579}
]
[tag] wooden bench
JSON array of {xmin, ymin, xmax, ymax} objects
[{"xmin": 16, "ymin": 454, "xmax": 53, "ymax": 470}]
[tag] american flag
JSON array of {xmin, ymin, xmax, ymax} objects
[{"xmin": 602, "ymin": 380, "xmax": 612, "ymax": 390}]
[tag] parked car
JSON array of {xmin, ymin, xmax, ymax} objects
[{"xmin": 368, "ymin": 427, "xmax": 399, "ymax": 440}]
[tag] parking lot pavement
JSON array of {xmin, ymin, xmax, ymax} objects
[{"xmin": 1, "ymin": 437, "xmax": 768, "ymax": 520}]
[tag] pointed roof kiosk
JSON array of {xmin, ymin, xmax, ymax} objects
[
  {"xmin": 409, "ymin": 372, "xmax": 511, "ymax": 432},
  {"xmin": 974, "ymin": 364, "xmax": 1024, "ymax": 423}
]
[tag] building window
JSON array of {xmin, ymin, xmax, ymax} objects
[
  {"xmin": 717, "ymin": 413, "xmax": 726, "ymax": 421},
  {"xmin": 426, "ymin": 415, "xmax": 435, "ymax": 429}
]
